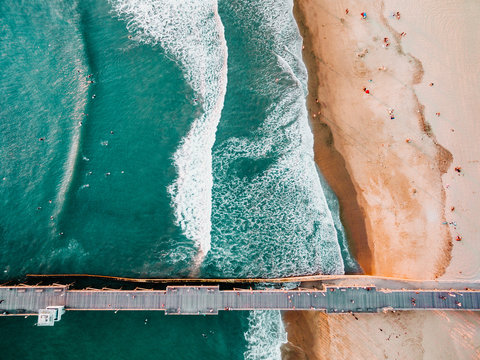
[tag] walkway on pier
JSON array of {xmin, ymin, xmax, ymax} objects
[{"xmin": 1, "ymin": 284, "xmax": 480, "ymax": 316}]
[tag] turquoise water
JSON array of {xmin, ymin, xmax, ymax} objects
[{"xmin": 0, "ymin": 0, "xmax": 358, "ymax": 358}]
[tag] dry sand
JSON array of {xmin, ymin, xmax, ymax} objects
[
  {"xmin": 283, "ymin": 310, "xmax": 480, "ymax": 359},
  {"xmin": 283, "ymin": 0, "xmax": 480, "ymax": 358}
]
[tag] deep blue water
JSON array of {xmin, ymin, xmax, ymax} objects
[{"xmin": 0, "ymin": 0, "xmax": 358, "ymax": 358}]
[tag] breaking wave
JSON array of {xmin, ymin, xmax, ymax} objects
[
  {"xmin": 111, "ymin": 0, "xmax": 228, "ymax": 266},
  {"xmin": 244, "ymin": 311, "xmax": 287, "ymax": 360},
  {"xmin": 203, "ymin": 0, "xmax": 345, "ymax": 278}
]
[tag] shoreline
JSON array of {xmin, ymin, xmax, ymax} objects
[
  {"xmin": 292, "ymin": 0, "xmax": 452, "ymax": 280},
  {"xmin": 285, "ymin": 0, "xmax": 480, "ymax": 358},
  {"xmin": 293, "ymin": 3, "xmax": 372, "ymax": 275}
]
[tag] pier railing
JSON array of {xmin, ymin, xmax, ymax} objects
[{"xmin": 1, "ymin": 274, "xmax": 480, "ymax": 325}]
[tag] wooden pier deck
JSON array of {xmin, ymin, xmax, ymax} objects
[{"xmin": 1, "ymin": 284, "xmax": 480, "ymax": 316}]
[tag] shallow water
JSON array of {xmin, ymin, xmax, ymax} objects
[{"xmin": 0, "ymin": 0, "xmax": 357, "ymax": 357}]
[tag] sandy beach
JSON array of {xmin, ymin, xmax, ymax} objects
[{"xmin": 284, "ymin": 0, "xmax": 480, "ymax": 358}]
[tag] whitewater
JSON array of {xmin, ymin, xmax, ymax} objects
[{"xmin": 112, "ymin": 0, "xmax": 228, "ymax": 269}]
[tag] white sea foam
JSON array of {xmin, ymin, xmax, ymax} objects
[
  {"xmin": 209, "ymin": 99, "xmax": 345, "ymax": 277},
  {"xmin": 244, "ymin": 311, "xmax": 287, "ymax": 360},
  {"xmin": 205, "ymin": 0, "xmax": 345, "ymax": 277},
  {"xmin": 111, "ymin": 0, "xmax": 228, "ymax": 266}
]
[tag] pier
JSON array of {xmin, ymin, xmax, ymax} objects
[{"xmin": 1, "ymin": 275, "xmax": 480, "ymax": 324}]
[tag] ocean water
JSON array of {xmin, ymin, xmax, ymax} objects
[{"xmin": 0, "ymin": 0, "xmax": 357, "ymax": 358}]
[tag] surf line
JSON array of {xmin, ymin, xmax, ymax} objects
[
  {"xmin": 110, "ymin": 0, "xmax": 228, "ymax": 273},
  {"xmin": 166, "ymin": 2, "xmax": 228, "ymax": 274}
]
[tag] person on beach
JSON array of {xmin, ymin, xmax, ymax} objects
[
  {"xmin": 345, "ymin": 9, "xmax": 349, "ymax": 15},
  {"xmin": 361, "ymin": 12, "xmax": 367, "ymax": 19},
  {"xmin": 396, "ymin": 11, "xmax": 401, "ymax": 20}
]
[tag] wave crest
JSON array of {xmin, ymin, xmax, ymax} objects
[
  {"xmin": 244, "ymin": 311, "xmax": 287, "ymax": 360},
  {"xmin": 111, "ymin": 0, "xmax": 228, "ymax": 265}
]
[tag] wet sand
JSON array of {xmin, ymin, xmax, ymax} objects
[{"xmin": 284, "ymin": 0, "xmax": 480, "ymax": 358}]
